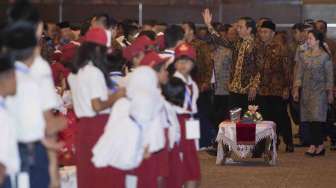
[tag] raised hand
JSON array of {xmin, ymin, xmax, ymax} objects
[{"xmin": 202, "ymin": 8, "xmax": 213, "ymax": 27}]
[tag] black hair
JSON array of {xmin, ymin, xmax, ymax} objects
[
  {"xmin": 239, "ymin": 17, "xmax": 257, "ymax": 35},
  {"xmin": 164, "ymin": 25, "xmax": 185, "ymax": 49},
  {"xmin": 258, "ymin": 17, "xmax": 272, "ymax": 22},
  {"xmin": 315, "ymin": 20, "xmax": 328, "ymax": 34},
  {"xmin": 95, "ymin": 13, "xmax": 111, "ymax": 29},
  {"xmin": 138, "ymin": 30, "xmax": 157, "ymax": 41},
  {"xmin": 70, "ymin": 23, "xmax": 81, "ymax": 31},
  {"xmin": 72, "ymin": 42, "xmax": 113, "ymax": 88},
  {"xmin": 0, "ymin": 53, "xmax": 15, "ymax": 75},
  {"xmin": 292, "ymin": 23, "xmax": 310, "ymax": 32},
  {"xmin": 57, "ymin": 21, "xmax": 70, "ymax": 29},
  {"xmin": 124, "ymin": 25, "xmax": 139, "ymax": 40},
  {"xmin": 80, "ymin": 22, "xmax": 91, "ymax": 36},
  {"xmin": 2, "ymin": 21, "xmax": 37, "ymax": 62},
  {"xmin": 182, "ymin": 21, "xmax": 196, "ymax": 34},
  {"xmin": 7, "ymin": 0, "xmax": 40, "ymax": 26},
  {"xmin": 308, "ymin": 29, "xmax": 331, "ymax": 57},
  {"xmin": 106, "ymin": 49, "xmax": 126, "ymax": 74},
  {"xmin": 152, "ymin": 62, "xmax": 165, "ymax": 73},
  {"xmin": 218, "ymin": 24, "xmax": 232, "ymax": 33},
  {"xmin": 162, "ymin": 77, "xmax": 186, "ymax": 107}
]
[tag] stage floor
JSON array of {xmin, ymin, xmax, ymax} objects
[{"xmin": 200, "ymin": 145, "xmax": 336, "ymax": 188}]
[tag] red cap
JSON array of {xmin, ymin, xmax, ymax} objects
[
  {"xmin": 175, "ymin": 43, "xmax": 196, "ymax": 61},
  {"xmin": 84, "ymin": 27, "xmax": 107, "ymax": 46},
  {"xmin": 60, "ymin": 42, "xmax": 78, "ymax": 63},
  {"xmin": 139, "ymin": 51, "xmax": 168, "ymax": 67},
  {"xmin": 123, "ymin": 35, "xmax": 156, "ymax": 61}
]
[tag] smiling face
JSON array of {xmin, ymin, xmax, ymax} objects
[
  {"xmin": 236, "ymin": 19, "xmax": 252, "ymax": 38},
  {"xmin": 259, "ymin": 28, "xmax": 274, "ymax": 43},
  {"xmin": 307, "ymin": 32, "xmax": 319, "ymax": 49}
]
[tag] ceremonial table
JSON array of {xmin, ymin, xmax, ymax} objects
[{"xmin": 216, "ymin": 121, "xmax": 277, "ymax": 165}]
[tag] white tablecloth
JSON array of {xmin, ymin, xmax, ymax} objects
[
  {"xmin": 60, "ymin": 166, "xmax": 77, "ymax": 188},
  {"xmin": 216, "ymin": 121, "xmax": 277, "ymax": 165}
]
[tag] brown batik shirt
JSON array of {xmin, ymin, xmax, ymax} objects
[
  {"xmin": 256, "ymin": 40, "xmax": 291, "ymax": 97},
  {"xmin": 189, "ymin": 39, "xmax": 213, "ymax": 90}
]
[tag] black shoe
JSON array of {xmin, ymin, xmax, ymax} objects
[
  {"xmin": 330, "ymin": 143, "xmax": 336, "ymax": 151},
  {"xmin": 206, "ymin": 148, "xmax": 218, "ymax": 157},
  {"xmin": 305, "ymin": 151, "xmax": 315, "ymax": 157},
  {"xmin": 314, "ymin": 149, "xmax": 326, "ymax": 156},
  {"xmin": 285, "ymin": 144, "xmax": 294, "ymax": 153}
]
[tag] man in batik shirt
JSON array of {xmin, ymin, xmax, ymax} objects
[
  {"xmin": 256, "ymin": 21, "xmax": 294, "ymax": 152},
  {"xmin": 203, "ymin": 9, "xmax": 260, "ymax": 112}
]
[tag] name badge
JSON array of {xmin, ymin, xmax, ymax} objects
[
  {"xmin": 17, "ymin": 172, "xmax": 30, "ymax": 188},
  {"xmin": 186, "ymin": 118, "xmax": 200, "ymax": 140}
]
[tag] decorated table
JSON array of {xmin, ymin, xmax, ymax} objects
[
  {"xmin": 216, "ymin": 121, "xmax": 277, "ymax": 166},
  {"xmin": 60, "ymin": 166, "xmax": 77, "ymax": 188}
]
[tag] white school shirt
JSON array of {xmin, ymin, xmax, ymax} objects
[
  {"xmin": 30, "ymin": 55, "xmax": 59, "ymax": 111},
  {"xmin": 92, "ymin": 98, "xmax": 144, "ymax": 170},
  {"xmin": 0, "ymin": 97, "xmax": 20, "ymax": 177},
  {"xmin": 159, "ymin": 49, "xmax": 175, "ymax": 68},
  {"xmin": 67, "ymin": 63, "xmax": 110, "ymax": 118},
  {"xmin": 6, "ymin": 62, "xmax": 46, "ymax": 143},
  {"xmin": 163, "ymin": 100, "xmax": 181, "ymax": 148},
  {"xmin": 173, "ymin": 71, "xmax": 199, "ymax": 115}
]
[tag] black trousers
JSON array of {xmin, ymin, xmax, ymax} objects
[
  {"xmin": 228, "ymin": 92, "xmax": 254, "ymax": 113},
  {"xmin": 197, "ymin": 90, "xmax": 216, "ymax": 147},
  {"xmin": 214, "ymin": 95, "xmax": 229, "ymax": 131},
  {"xmin": 304, "ymin": 122, "xmax": 324, "ymax": 146},
  {"xmin": 257, "ymin": 96, "xmax": 293, "ymax": 145}
]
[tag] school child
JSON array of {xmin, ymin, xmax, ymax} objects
[
  {"xmin": 67, "ymin": 27, "xmax": 125, "ymax": 188},
  {"xmin": 92, "ymin": 66, "xmax": 162, "ymax": 188},
  {"xmin": 3, "ymin": 21, "xmax": 50, "ymax": 188},
  {"xmin": 173, "ymin": 43, "xmax": 201, "ymax": 188},
  {"xmin": 0, "ymin": 54, "xmax": 20, "ymax": 188},
  {"xmin": 162, "ymin": 77, "xmax": 187, "ymax": 188}
]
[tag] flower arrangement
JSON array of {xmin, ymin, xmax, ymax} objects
[{"xmin": 243, "ymin": 105, "xmax": 263, "ymax": 122}]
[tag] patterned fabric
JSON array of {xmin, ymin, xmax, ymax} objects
[
  {"xmin": 213, "ymin": 46, "xmax": 232, "ymax": 95},
  {"xmin": 257, "ymin": 40, "xmax": 291, "ymax": 97},
  {"xmin": 207, "ymin": 29, "xmax": 261, "ymax": 94},
  {"xmin": 228, "ymin": 37, "xmax": 260, "ymax": 94},
  {"xmin": 294, "ymin": 48, "xmax": 334, "ymax": 122},
  {"xmin": 189, "ymin": 39, "xmax": 213, "ymax": 90}
]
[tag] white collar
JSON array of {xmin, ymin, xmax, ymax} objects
[
  {"xmin": 15, "ymin": 61, "xmax": 30, "ymax": 74},
  {"xmin": 174, "ymin": 71, "xmax": 192, "ymax": 85},
  {"xmin": 0, "ymin": 96, "xmax": 5, "ymax": 109}
]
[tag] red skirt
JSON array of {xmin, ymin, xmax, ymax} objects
[
  {"xmin": 75, "ymin": 114, "xmax": 125, "ymax": 188},
  {"xmin": 167, "ymin": 144, "xmax": 184, "ymax": 188},
  {"xmin": 177, "ymin": 114, "xmax": 201, "ymax": 182},
  {"xmin": 132, "ymin": 155, "xmax": 157, "ymax": 188},
  {"xmin": 156, "ymin": 128, "xmax": 169, "ymax": 178}
]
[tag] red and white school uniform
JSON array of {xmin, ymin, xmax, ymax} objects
[
  {"xmin": 173, "ymin": 71, "xmax": 201, "ymax": 182},
  {"xmin": 68, "ymin": 62, "xmax": 125, "ymax": 188},
  {"xmin": 125, "ymin": 67, "xmax": 165, "ymax": 188}
]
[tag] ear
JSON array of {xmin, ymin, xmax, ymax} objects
[{"xmin": 247, "ymin": 27, "xmax": 252, "ymax": 34}]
